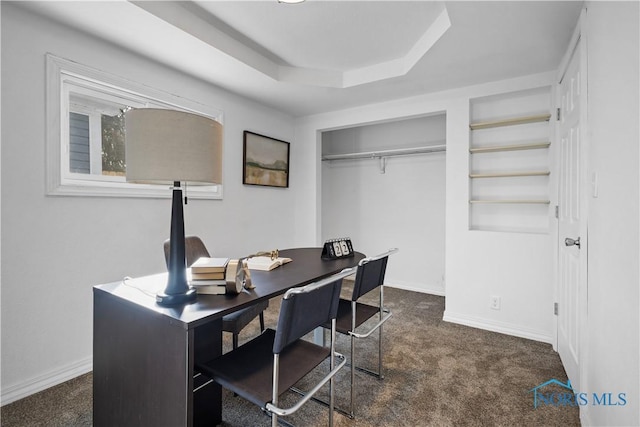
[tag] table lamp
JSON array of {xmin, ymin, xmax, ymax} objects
[{"xmin": 125, "ymin": 108, "xmax": 223, "ymax": 305}]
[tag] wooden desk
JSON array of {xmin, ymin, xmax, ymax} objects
[{"xmin": 93, "ymin": 247, "xmax": 364, "ymax": 427}]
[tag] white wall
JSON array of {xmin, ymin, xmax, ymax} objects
[
  {"xmin": 297, "ymin": 71, "xmax": 558, "ymax": 343},
  {"xmin": 1, "ymin": 4, "xmax": 300, "ymax": 403},
  {"xmin": 444, "ymin": 78, "xmax": 557, "ymax": 344},
  {"xmin": 321, "ymin": 115, "xmax": 446, "ymax": 295},
  {"xmin": 582, "ymin": 3, "xmax": 639, "ymax": 426}
]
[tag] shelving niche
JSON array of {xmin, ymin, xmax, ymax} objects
[{"xmin": 469, "ymin": 88, "xmax": 553, "ymax": 233}]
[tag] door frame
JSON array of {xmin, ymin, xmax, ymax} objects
[{"xmin": 553, "ymin": 6, "xmax": 589, "ymax": 400}]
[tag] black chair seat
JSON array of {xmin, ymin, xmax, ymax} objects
[
  {"xmin": 197, "ymin": 329, "xmax": 331, "ymax": 409},
  {"xmin": 333, "ymin": 300, "xmax": 380, "ymax": 335}
]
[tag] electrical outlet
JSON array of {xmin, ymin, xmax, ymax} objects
[{"xmin": 490, "ymin": 296, "xmax": 501, "ymax": 310}]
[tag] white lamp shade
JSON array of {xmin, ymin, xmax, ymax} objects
[{"xmin": 125, "ymin": 109, "xmax": 223, "ymax": 185}]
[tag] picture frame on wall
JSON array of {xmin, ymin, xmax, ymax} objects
[{"xmin": 243, "ymin": 131, "xmax": 290, "ymax": 188}]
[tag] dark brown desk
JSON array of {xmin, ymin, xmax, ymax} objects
[{"xmin": 93, "ymin": 247, "xmax": 364, "ymax": 427}]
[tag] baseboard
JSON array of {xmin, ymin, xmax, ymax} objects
[
  {"xmin": 385, "ymin": 280, "xmax": 446, "ymax": 296},
  {"xmin": 1, "ymin": 356, "xmax": 92, "ymax": 406},
  {"xmin": 443, "ymin": 310, "xmax": 553, "ymax": 344}
]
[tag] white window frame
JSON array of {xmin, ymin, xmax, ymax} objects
[{"xmin": 46, "ymin": 54, "xmax": 224, "ymax": 199}]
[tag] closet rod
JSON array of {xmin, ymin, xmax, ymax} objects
[{"xmin": 321, "ymin": 144, "xmax": 446, "ymax": 162}]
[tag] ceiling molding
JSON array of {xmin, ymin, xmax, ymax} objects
[
  {"xmin": 132, "ymin": 1, "xmax": 450, "ymax": 88},
  {"xmin": 131, "ymin": 1, "xmax": 281, "ymax": 81},
  {"xmin": 16, "ymin": 1, "xmax": 583, "ymax": 116},
  {"xmin": 343, "ymin": 7, "xmax": 451, "ymax": 88}
]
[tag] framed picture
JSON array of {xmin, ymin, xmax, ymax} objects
[{"xmin": 243, "ymin": 131, "xmax": 290, "ymax": 188}]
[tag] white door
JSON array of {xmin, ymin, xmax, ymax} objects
[{"xmin": 557, "ymin": 36, "xmax": 587, "ymax": 392}]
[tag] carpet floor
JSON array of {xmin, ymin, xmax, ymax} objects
[{"xmin": 1, "ymin": 286, "xmax": 580, "ymax": 426}]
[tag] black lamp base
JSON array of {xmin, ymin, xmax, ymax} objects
[
  {"xmin": 156, "ymin": 287, "xmax": 197, "ymax": 306},
  {"xmin": 156, "ymin": 182, "xmax": 197, "ymax": 307}
]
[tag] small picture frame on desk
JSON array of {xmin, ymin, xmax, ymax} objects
[{"xmin": 243, "ymin": 131, "xmax": 290, "ymax": 188}]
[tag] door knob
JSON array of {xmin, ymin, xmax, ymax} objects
[{"xmin": 565, "ymin": 237, "xmax": 581, "ymax": 248}]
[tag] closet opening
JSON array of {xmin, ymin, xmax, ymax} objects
[{"xmin": 320, "ymin": 113, "xmax": 447, "ymax": 296}]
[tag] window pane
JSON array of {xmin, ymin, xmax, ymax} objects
[
  {"xmin": 69, "ymin": 91, "xmax": 131, "ymax": 178},
  {"xmin": 101, "ymin": 112, "xmax": 126, "ymax": 176},
  {"xmin": 69, "ymin": 112, "xmax": 90, "ymax": 173}
]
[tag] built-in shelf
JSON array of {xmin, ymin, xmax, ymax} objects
[
  {"xmin": 469, "ymin": 199, "xmax": 551, "ymax": 204},
  {"xmin": 469, "ymin": 141, "xmax": 550, "ymax": 154},
  {"xmin": 469, "ymin": 89, "xmax": 552, "ymax": 234},
  {"xmin": 469, "ymin": 170, "xmax": 550, "ymax": 179},
  {"xmin": 469, "ymin": 114, "xmax": 551, "ymax": 130}
]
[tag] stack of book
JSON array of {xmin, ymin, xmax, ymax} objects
[{"xmin": 189, "ymin": 257, "xmax": 230, "ymax": 294}]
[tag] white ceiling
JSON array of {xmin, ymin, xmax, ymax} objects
[
  {"xmin": 195, "ymin": 1, "xmax": 448, "ymax": 71},
  {"xmin": 21, "ymin": 1, "xmax": 583, "ymax": 117}
]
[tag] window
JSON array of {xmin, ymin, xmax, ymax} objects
[
  {"xmin": 67, "ymin": 88, "xmax": 131, "ymax": 181},
  {"xmin": 46, "ymin": 54, "xmax": 224, "ymax": 199}
]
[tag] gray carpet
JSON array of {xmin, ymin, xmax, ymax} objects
[{"xmin": 1, "ymin": 286, "xmax": 580, "ymax": 426}]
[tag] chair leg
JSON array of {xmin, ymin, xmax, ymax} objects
[
  {"xmin": 271, "ymin": 354, "xmax": 280, "ymax": 427},
  {"xmin": 329, "ymin": 322, "xmax": 336, "ymax": 427},
  {"xmin": 378, "ymin": 323, "xmax": 384, "ymax": 380},
  {"xmin": 349, "ymin": 334, "xmax": 355, "ymax": 418},
  {"xmin": 232, "ymin": 333, "xmax": 240, "ymax": 397},
  {"xmin": 259, "ymin": 312, "xmax": 265, "ymax": 332}
]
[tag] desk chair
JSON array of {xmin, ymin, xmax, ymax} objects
[
  {"xmin": 163, "ymin": 236, "xmax": 268, "ymax": 349},
  {"xmin": 324, "ymin": 248, "xmax": 398, "ymax": 418},
  {"xmin": 197, "ymin": 269, "xmax": 353, "ymax": 427}
]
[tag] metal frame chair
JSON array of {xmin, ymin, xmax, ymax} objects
[
  {"xmin": 163, "ymin": 236, "xmax": 268, "ymax": 349},
  {"xmin": 325, "ymin": 248, "xmax": 398, "ymax": 418},
  {"xmin": 196, "ymin": 268, "xmax": 355, "ymax": 427}
]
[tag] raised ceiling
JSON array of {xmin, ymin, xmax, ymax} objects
[
  {"xmin": 20, "ymin": 1, "xmax": 583, "ymax": 116},
  {"xmin": 186, "ymin": 1, "xmax": 451, "ymax": 87}
]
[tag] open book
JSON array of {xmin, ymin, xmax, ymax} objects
[{"xmin": 246, "ymin": 256, "xmax": 292, "ymax": 271}]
